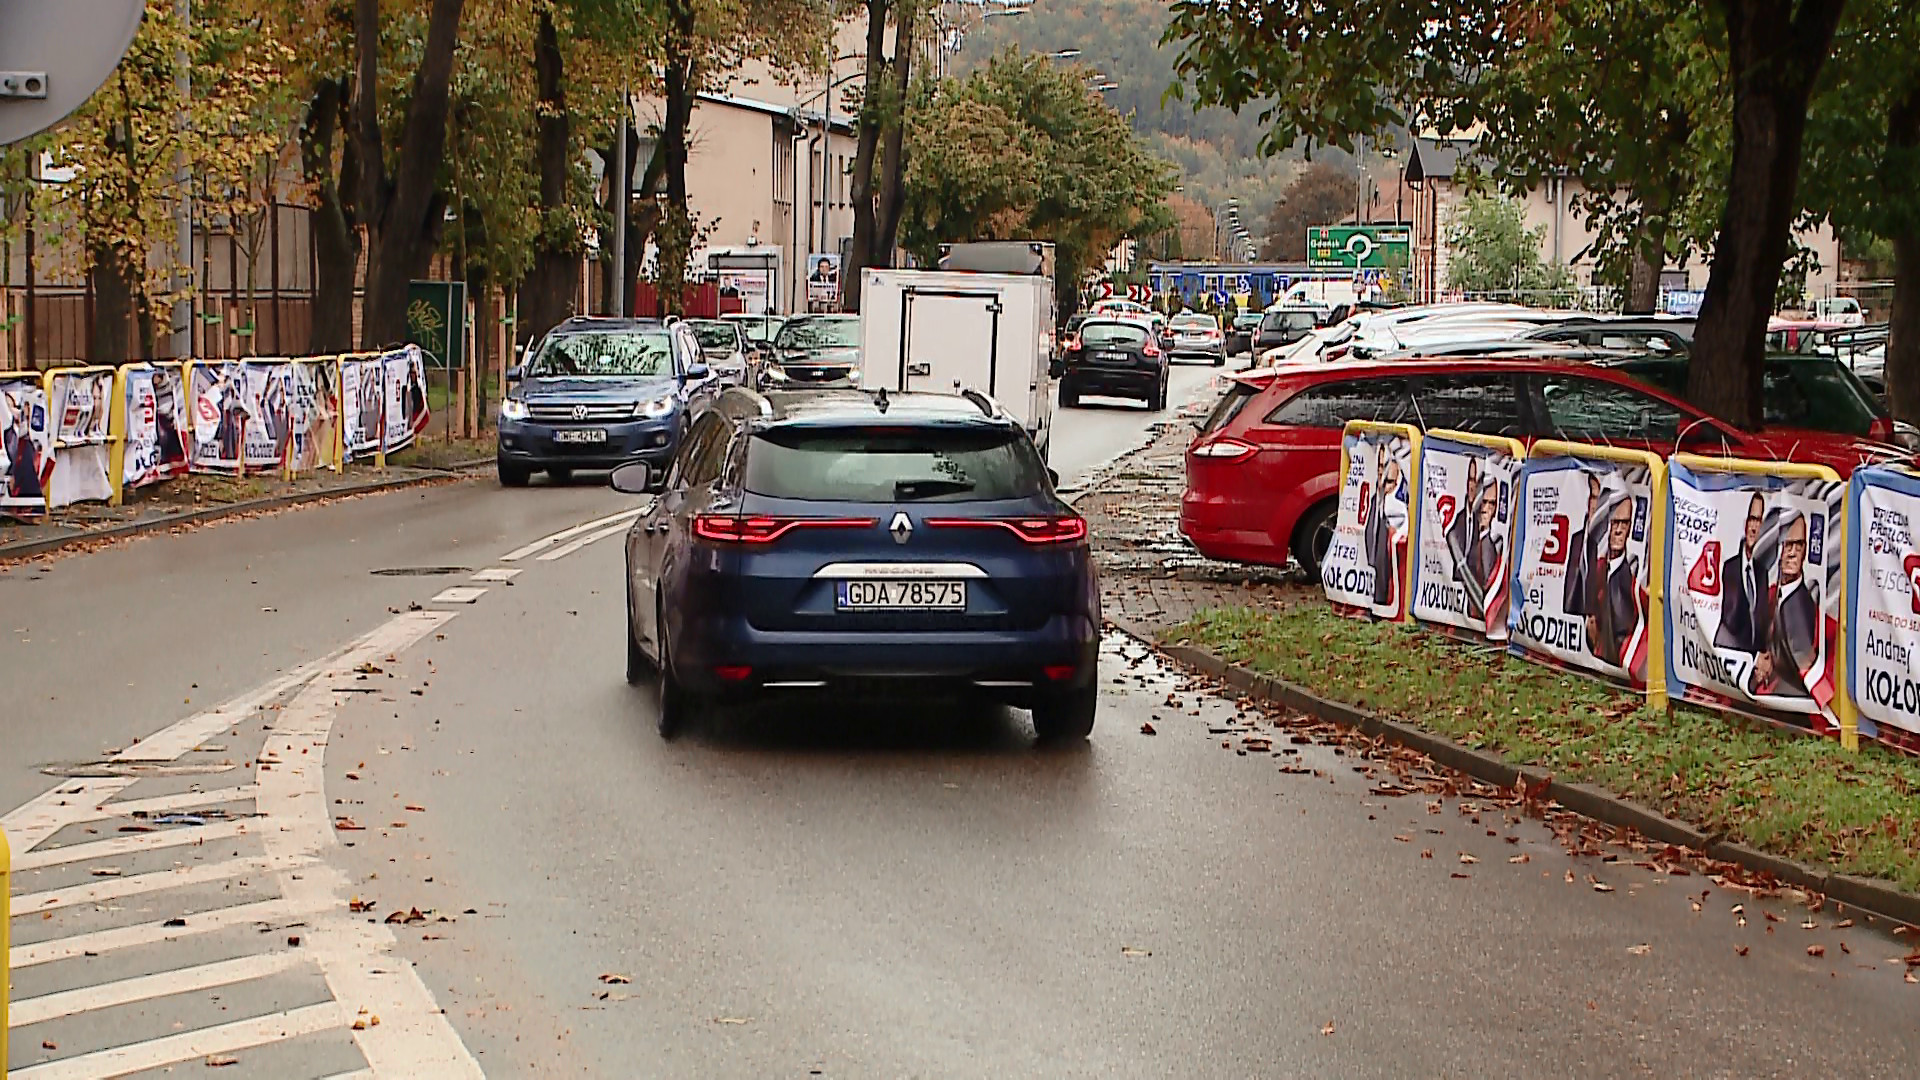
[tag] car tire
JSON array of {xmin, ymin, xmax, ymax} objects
[
  {"xmin": 1148, "ymin": 377, "xmax": 1168, "ymax": 412},
  {"xmin": 1032, "ymin": 685, "xmax": 1097, "ymax": 743},
  {"xmin": 547, "ymin": 467, "xmax": 573, "ymax": 483},
  {"xmin": 497, "ymin": 458, "xmax": 531, "ymax": 487},
  {"xmin": 1212, "ymin": 351, "xmax": 1225, "ymax": 367},
  {"xmin": 1293, "ymin": 499, "xmax": 1339, "ymax": 581},
  {"xmin": 654, "ymin": 600, "xmax": 700, "ymax": 740},
  {"xmin": 1060, "ymin": 382, "xmax": 1080, "ymax": 408}
]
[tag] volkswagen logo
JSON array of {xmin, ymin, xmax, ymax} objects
[
  {"xmin": 889, "ymin": 511, "xmax": 913, "ymax": 544},
  {"xmin": 570, "ymin": 404, "xmax": 590, "ymax": 421}
]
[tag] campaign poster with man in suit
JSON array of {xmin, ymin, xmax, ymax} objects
[
  {"xmin": 1510, "ymin": 457, "xmax": 1653, "ymax": 688},
  {"xmin": 0, "ymin": 379, "xmax": 50, "ymax": 513},
  {"xmin": 1411, "ymin": 436, "xmax": 1519, "ymax": 640},
  {"xmin": 1322, "ymin": 429, "xmax": 1414, "ymax": 620},
  {"xmin": 1664, "ymin": 463, "xmax": 1842, "ymax": 730}
]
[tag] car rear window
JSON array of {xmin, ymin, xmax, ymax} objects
[
  {"xmin": 1265, "ymin": 378, "xmax": 1412, "ymax": 428},
  {"xmin": 1080, "ymin": 322, "xmax": 1148, "ymax": 347},
  {"xmin": 1777, "ymin": 359, "xmax": 1884, "ymax": 434},
  {"xmin": 1263, "ymin": 311, "xmax": 1316, "ymax": 333},
  {"xmin": 1199, "ymin": 383, "xmax": 1259, "ymax": 436},
  {"xmin": 743, "ymin": 426, "xmax": 1047, "ymax": 502},
  {"xmin": 1171, "ymin": 315, "xmax": 1217, "ymax": 329}
]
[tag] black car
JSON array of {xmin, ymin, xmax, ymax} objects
[
  {"xmin": 1226, "ymin": 311, "xmax": 1262, "ymax": 355},
  {"xmin": 496, "ymin": 317, "xmax": 714, "ymax": 487},
  {"xmin": 614, "ymin": 386, "xmax": 1099, "ymax": 742},
  {"xmin": 1058, "ymin": 317, "xmax": 1169, "ymax": 411},
  {"xmin": 1252, "ymin": 307, "xmax": 1319, "ymax": 355},
  {"xmin": 1604, "ymin": 352, "xmax": 1907, "ymax": 444},
  {"xmin": 763, "ymin": 314, "xmax": 862, "ymax": 389}
]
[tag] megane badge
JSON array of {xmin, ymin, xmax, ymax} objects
[{"xmin": 889, "ymin": 511, "xmax": 913, "ymax": 544}]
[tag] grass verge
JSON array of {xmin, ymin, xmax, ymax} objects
[{"xmin": 1170, "ymin": 605, "xmax": 1920, "ymax": 892}]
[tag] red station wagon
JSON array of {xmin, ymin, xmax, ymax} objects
[{"xmin": 1180, "ymin": 357, "xmax": 1906, "ymax": 575}]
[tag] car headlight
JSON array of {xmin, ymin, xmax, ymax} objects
[
  {"xmin": 846, "ymin": 368, "xmax": 861, "ymax": 384},
  {"xmin": 499, "ymin": 397, "xmax": 529, "ymax": 421},
  {"xmin": 763, "ymin": 366, "xmax": 789, "ymax": 383},
  {"xmin": 635, "ymin": 392, "xmax": 677, "ymax": 419}
]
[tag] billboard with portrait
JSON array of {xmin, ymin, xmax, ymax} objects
[
  {"xmin": 47, "ymin": 368, "xmax": 116, "ymax": 507},
  {"xmin": 1847, "ymin": 465, "xmax": 1920, "ymax": 747},
  {"xmin": 123, "ymin": 365, "xmax": 191, "ymax": 489},
  {"xmin": 0, "ymin": 376, "xmax": 50, "ymax": 515},
  {"xmin": 1410, "ymin": 434, "xmax": 1521, "ymax": 640},
  {"xmin": 1323, "ymin": 425, "xmax": 1417, "ymax": 620}
]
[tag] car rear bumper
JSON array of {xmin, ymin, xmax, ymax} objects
[
  {"xmin": 1170, "ymin": 345, "xmax": 1225, "ymax": 359},
  {"xmin": 497, "ymin": 418, "xmax": 677, "ymax": 472},
  {"xmin": 674, "ymin": 615, "xmax": 1101, "ymax": 704},
  {"xmin": 1061, "ymin": 366, "xmax": 1158, "ymax": 397},
  {"xmin": 1180, "ymin": 492, "xmax": 1286, "ymax": 566}
]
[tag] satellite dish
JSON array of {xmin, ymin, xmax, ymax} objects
[{"xmin": 0, "ymin": 0, "xmax": 147, "ymax": 146}]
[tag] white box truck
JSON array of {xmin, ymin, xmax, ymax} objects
[{"xmin": 857, "ymin": 266, "xmax": 1057, "ymax": 460}]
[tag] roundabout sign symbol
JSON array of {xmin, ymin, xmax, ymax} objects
[{"xmin": 1343, "ymin": 233, "xmax": 1376, "ymax": 263}]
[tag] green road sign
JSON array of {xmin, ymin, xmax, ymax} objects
[
  {"xmin": 406, "ymin": 281, "xmax": 468, "ymax": 370},
  {"xmin": 1306, "ymin": 225, "xmax": 1413, "ymax": 270}
]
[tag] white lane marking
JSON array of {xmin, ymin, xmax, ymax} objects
[
  {"xmin": 108, "ymin": 637, "xmax": 365, "ymax": 766},
  {"xmin": 10, "ymin": 895, "xmax": 332, "ymax": 969},
  {"xmin": 7, "ymin": 999, "xmax": 353, "ymax": 1080},
  {"xmin": 10, "ymin": 817, "xmax": 252, "ymax": 872},
  {"xmin": 470, "ymin": 567, "xmax": 520, "ymax": 582},
  {"xmin": 0, "ymin": 780, "xmax": 141, "ymax": 854},
  {"xmin": 535, "ymin": 519, "xmax": 630, "ymax": 562},
  {"xmin": 499, "ymin": 506, "xmax": 645, "ymax": 561},
  {"xmin": 11, "ymin": 853, "xmax": 312, "ymax": 916},
  {"xmin": 429, "ymin": 585, "xmax": 488, "ymax": 604},
  {"xmin": 9, "ymin": 949, "xmax": 307, "ymax": 1026},
  {"xmin": 255, "ymin": 610, "xmax": 486, "ymax": 1076},
  {"xmin": 90, "ymin": 784, "xmax": 258, "ymax": 821},
  {"xmin": 318, "ymin": 1071, "xmax": 377, "ymax": 1080}
]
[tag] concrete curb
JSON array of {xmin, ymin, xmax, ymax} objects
[
  {"xmin": 1111, "ymin": 612, "xmax": 1920, "ymax": 930},
  {"xmin": 0, "ymin": 470, "xmax": 473, "ymax": 563}
]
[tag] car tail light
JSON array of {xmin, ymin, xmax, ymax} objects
[
  {"xmin": 692, "ymin": 515, "xmax": 877, "ymax": 544},
  {"xmin": 1143, "ymin": 343, "xmax": 1162, "ymax": 357},
  {"xmin": 925, "ymin": 515, "xmax": 1089, "ymax": 545},
  {"xmin": 1869, "ymin": 416, "xmax": 1894, "ymax": 443},
  {"xmin": 712, "ymin": 665, "xmax": 753, "ymax": 682},
  {"xmin": 1043, "ymin": 664, "xmax": 1078, "ymax": 681},
  {"xmin": 1065, "ymin": 335, "xmax": 1082, "ymax": 351},
  {"xmin": 1191, "ymin": 438, "xmax": 1257, "ymax": 462}
]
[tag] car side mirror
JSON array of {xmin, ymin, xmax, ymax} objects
[
  {"xmin": 505, "ymin": 365, "xmax": 523, "ymax": 383},
  {"xmin": 684, "ymin": 362, "xmax": 711, "ymax": 381},
  {"xmin": 610, "ymin": 462, "xmax": 654, "ymax": 495}
]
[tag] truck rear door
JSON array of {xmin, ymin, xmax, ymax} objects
[{"xmin": 897, "ymin": 288, "xmax": 1002, "ymax": 396}]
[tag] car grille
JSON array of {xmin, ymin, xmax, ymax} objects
[
  {"xmin": 782, "ymin": 366, "xmax": 849, "ymax": 383},
  {"xmin": 527, "ymin": 402, "xmax": 634, "ymax": 423}
]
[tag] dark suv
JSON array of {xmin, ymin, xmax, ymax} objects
[
  {"xmin": 615, "ymin": 387, "xmax": 1100, "ymax": 742},
  {"xmin": 497, "ymin": 317, "xmax": 715, "ymax": 487}
]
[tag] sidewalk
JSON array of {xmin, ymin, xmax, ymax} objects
[{"xmin": 0, "ymin": 438, "xmax": 493, "ymax": 560}]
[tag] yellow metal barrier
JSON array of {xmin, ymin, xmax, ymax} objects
[
  {"xmin": 1520, "ymin": 439, "xmax": 1671, "ymax": 710},
  {"xmin": 42, "ymin": 364, "xmax": 127, "ymax": 508},
  {"xmin": 1671, "ymin": 452, "xmax": 1856, "ymax": 750}
]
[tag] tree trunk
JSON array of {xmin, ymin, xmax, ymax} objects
[
  {"xmin": 88, "ymin": 242, "xmax": 135, "ymax": 364},
  {"xmin": 354, "ymin": 0, "xmax": 466, "ymax": 348},
  {"xmin": 1887, "ymin": 227, "xmax": 1920, "ymax": 425},
  {"xmin": 1686, "ymin": 0, "xmax": 1846, "ymax": 430},
  {"xmin": 523, "ymin": 6, "xmax": 578, "ymax": 342},
  {"xmin": 1624, "ymin": 223, "xmax": 1663, "ymax": 315},
  {"xmin": 840, "ymin": 0, "xmax": 892, "ymax": 312},
  {"xmin": 301, "ymin": 77, "xmax": 359, "ymax": 353},
  {"xmin": 875, "ymin": 0, "xmax": 917, "ymax": 262},
  {"xmin": 656, "ymin": 0, "xmax": 697, "ymax": 318}
]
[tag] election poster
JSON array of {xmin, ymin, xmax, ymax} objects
[
  {"xmin": 289, "ymin": 360, "xmax": 341, "ymax": 473},
  {"xmin": 47, "ymin": 369, "xmax": 116, "ymax": 507},
  {"xmin": 242, "ymin": 363, "xmax": 294, "ymax": 470},
  {"xmin": 1410, "ymin": 436, "xmax": 1520, "ymax": 641},
  {"xmin": 189, "ymin": 361, "xmax": 263, "ymax": 474},
  {"xmin": 1846, "ymin": 466, "xmax": 1920, "ymax": 748},
  {"xmin": 382, "ymin": 345, "xmax": 430, "ymax": 453},
  {"xmin": 0, "ymin": 377, "xmax": 51, "ymax": 515},
  {"xmin": 123, "ymin": 365, "xmax": 191, "ymax": 490},
  {"xmin": 342, "ymin": 356, "xmax": 383, "ymax": 459},
  {"xmin": 1664, "ymin": 463, "xmax": 1844, "ymax": 733},
  {"xmin": 1509, "ymin": 455, "xmax": 1657, "ymax": 689},
  {"xmin": 1323, "ymin": 427, "xmax": 1415, "ymax": 620}
]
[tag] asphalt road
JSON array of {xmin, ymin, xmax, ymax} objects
[{"xmin": 6, "ymin": 360, "xmax": 1920, "ymax": 1078}]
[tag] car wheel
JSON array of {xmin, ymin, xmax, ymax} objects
[
  {"xmin": 1212, "ymin": 351, "xmax": 1225, "ymax": 367},
  {"xmin": 1149, "ymin": 378, "xmax": 1168, "ymax": 411},
  {"xmin": 654, "ymin": 600, "xmax": 700, "ymax": 740},
  {"xmin": 497, "ymin": 458, "xmax": 531, "ymax": 487},
  {"xmin": 1060, "ymin": 382, "xmax": 1080, "ymax": 408},
  {"xmin": 1294, "ymin": 499, "xmax": 1338, "ymax": 581},
  {"xmin": 1032, "ymin": 684, "xmax": 1097, "ymax": 743},
  {"xmin": 547, "ymin": 467, "xmax": 573, "ymax": 483}
]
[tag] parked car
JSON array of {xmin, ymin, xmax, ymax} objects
[
  {"xmin": 1091, "ymin": 298, "xmax": 1152, "ymax": 318},
  {"xmin": 1810, "ymin": 296, "xmax": 1867, "ymax": 327},
  {"xmin": 1252, "ymin": 307, "xmax": 1320, "ymax": 356},
  {"xmin": 1226, "ymin": 311, "xmax": 1263, "ymax": 356},
  {"xmin": 496, "ymin": 316, "xmax": 715, "ymax": 488},
  {"xmin": 1180, "ymin": 357, "xmax": 1904, "ymax": 577},
  {"xmin": 615, "ymin": 386, "xmax": 1099, "ymax": 742},
  {"xmin": 1600, "ymin": 352, "xmax": 1917, "ymax": 448},
  {"xmin": 1058, "ymin": 316, "xmax": 1171, "ymax": 410},
  {"xmin": 685, "ymin": 318, "xmax": 754, "ymax": 386},
  {"xmin": 1167, "ymin": 312, "xmax": 1227, "ymax": 366},
  {"xmin": 763, "ymin": 314, "xmax": 862, "ymax": 389},
  {"xmin": 1524, "ymin": 317, "xmax": 1693, "ymax": 355},
  {"xmin": 722, "ymin": 313, "xmax": 788, "ymax": 363}
]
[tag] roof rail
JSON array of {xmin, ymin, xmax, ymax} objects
[{"xmin": 959, "ymin": 387, "xmax": 997, "ymax": 418}]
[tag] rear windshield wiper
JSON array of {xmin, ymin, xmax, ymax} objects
[{"xmin": 894, "ymin": 478, "xmax": 975, "ymax": 499}]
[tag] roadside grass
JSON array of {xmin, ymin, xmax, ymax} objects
[
  {"xmin": 1170, "ymin": 605, "xmax": 1920, "ymax": 892},
  {"xmin": 387, "ymin": 433, "xmax": 494, "ymax": 470}
]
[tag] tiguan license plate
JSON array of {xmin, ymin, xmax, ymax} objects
[
  {"xmin": 836, "ymin": 580, "xmax": 967, "ymax": 610},
  {"xmin": 553, "ymin": 429, "xmax": 607, "ymax": 443}
]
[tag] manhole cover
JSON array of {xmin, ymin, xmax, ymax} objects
[
  {"xmin": 370, "ymin": 567, "xmax": 471, "ymax": 577},
  {"xmin": 40, "ymin": 760, "xmax": 241, "ymax": 778}
]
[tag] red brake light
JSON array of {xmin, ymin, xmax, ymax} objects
[
  {"xmin": 712, "ymin": 665, "xmax": 753, "ymax": 682},
  {"xmin": 1191, "ymin": 438, "xmax": 1257, "ymax": 462},
  {"xmin": 1143, "ymin": 343, "xmax": 1162, "ymax": 357},
  {"xmin": 692, "ymin": 515, "xmax": 876, "ymax": 544},
  {"xmin": 924, "ymin": 515, "xmax": 1089, "ymax": 545},
  {"xmin": 1066, "ymin": 335, "xmax": 1082, "ymax": 350},
  {"xmin": 1869, "ymin": 416, "xmax": 1894, "ymax": 442}
]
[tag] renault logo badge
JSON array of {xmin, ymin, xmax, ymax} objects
[
  {"xmin": 571, "ymin": 404, "xmax": 590, "ymax": 420},
  {"xmin": 889, "ymin": 511, "xmax": 913, "ymax": 544}
]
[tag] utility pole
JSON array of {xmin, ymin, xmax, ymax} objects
[
  {"xmin": 611, "ymin": 83, "xmax": 629, "ymax": 317},
  {"xmin": 171, "ymin": 0, "xmax": 191, "ymax": 358}
]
